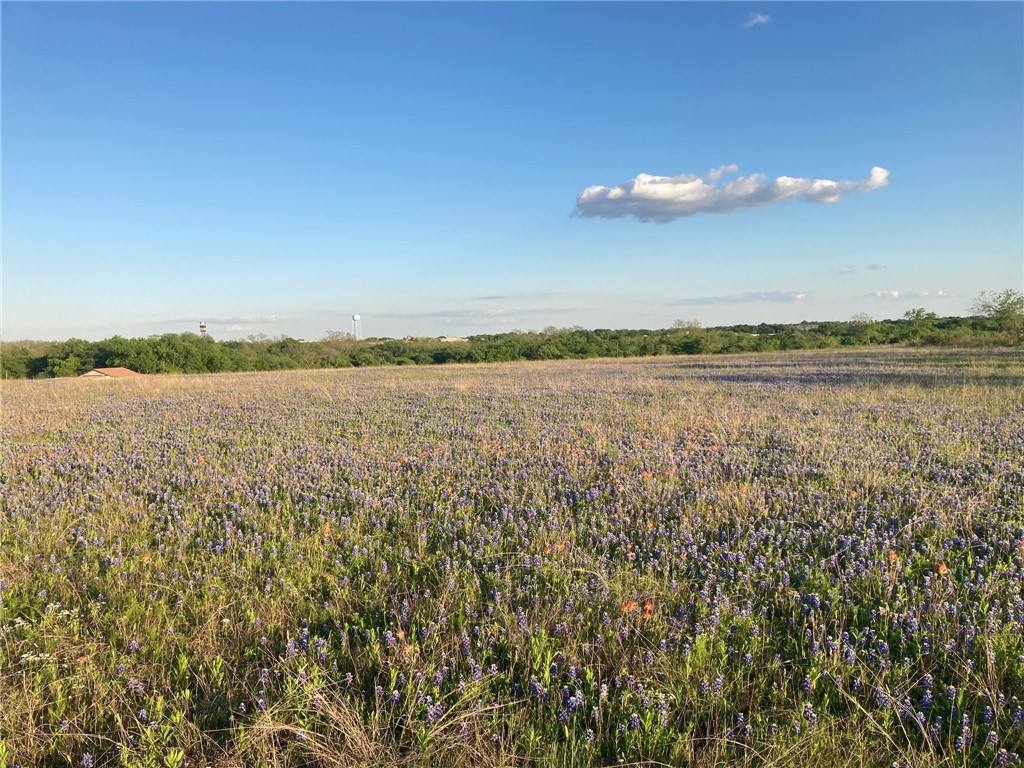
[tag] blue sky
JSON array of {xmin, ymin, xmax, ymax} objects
[{"xmin": 3, "ymin": 2, "xmax": 1022, "ymax": 341}]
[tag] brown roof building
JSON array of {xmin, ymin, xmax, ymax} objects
[{"xmin": 80, "ymin": 367, "xmax": 142, "ymax": 378}]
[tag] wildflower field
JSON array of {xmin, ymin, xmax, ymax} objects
[{"xmin": 2, "ymin": 349, "xmax": 1023, "ymax": 768}]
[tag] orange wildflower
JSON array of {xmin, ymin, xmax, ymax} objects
[
  {"xmin": 622, "ymin": 600, "xmax": 639, "ymax": 614},
  {"xmin": 887, "ymin": 550, "xmax": 899, "ymax": 563},
  {"xmin": 937, "ymin": 562, "xmax": 948, "ymax": 575},
  {"xmin": 642, "ymin": 600, "xmax": 654, "ymax": 620}
]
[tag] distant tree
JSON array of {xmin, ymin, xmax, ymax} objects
[
  {"xmin": 672, "ymin": 319, "xmax": 702, "ymax": 333},
  {"xmin": 536, "ymin": 339, "xmax": 570, "ymax": 360},
  {"xmin": 843, "ymin": 314, "xmax": 883, "ymax": 345},
  {"xmin": 673, "ymin": 335, "xmax": 709, "ymax": 355},
  {"xmin": 50, "ymin": 354, "xmax": 86, "ymax": 377},
  {"xmin": 323, "ymin": 330, "xmax": 355, "ymax": 341},
  {"xmin": 94, "ymin": 335, "xmax": 160, "ymax": 373},
  {"xmin": 374, "ymin": 340, "xmax": 406, "ymax": 361},
  {"xmin": 903, "ymin": 308, "xmax": 936, "ymax": 322},
  {"xmin": 0, "ymin": 345, "xmax": 32, "ymax": 378},
  {"xmin": 901, "ymin": 308, "xmax": 938, "ymax": 343},
  {"xmin": 971, "ymin": 289, "xmax": 1024, "ymax": 340},
  {"xmin": 44, "ymin": 338, "xmax": 95, "ymax": 377}
]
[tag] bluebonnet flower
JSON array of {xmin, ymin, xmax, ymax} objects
[
  {"xmin": 426, "ymin": 702, "xmax": 444, "ymax": 725},
  {"xmin": 804, "ymin": 703, "xmax": 818, "ymax": 728}
]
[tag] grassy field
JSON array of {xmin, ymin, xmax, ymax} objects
[{"xmin": 1, "ymin": 348, "xmax": 1023, "ymax": 767}]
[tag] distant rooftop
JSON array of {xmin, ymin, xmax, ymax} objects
[{"xmin": 81, "ymin": 367, "xmax": 142, "ymax": 378}]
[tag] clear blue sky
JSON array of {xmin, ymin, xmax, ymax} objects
[{"xmin": 3, "ymin": 2, "xmax": 1022, "ymax": 340}]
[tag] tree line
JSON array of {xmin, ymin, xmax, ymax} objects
[{"xmin": 2, "ymin": 290, "xmax": 1021, "ymax": 379}]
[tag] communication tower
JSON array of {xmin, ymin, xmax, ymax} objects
[{"xmin": 352, "ymin": 314, "xmax": 362, "ymax": 341}]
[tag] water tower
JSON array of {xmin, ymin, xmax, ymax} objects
[
  {"xmin": 352, "ymin": 314, "xmax": 362, "ymax": 341},
  {"xmin": 199, "ymin": 321, "xmax": 207, "ymax": 337}
]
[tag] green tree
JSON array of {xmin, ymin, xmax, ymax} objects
[
  {"xmin": 49, "ymin": 354, "xmax": 86, "ymax": 377},
  {"xmin": 843, "ymin": 313, "xmax": 882, "ymax": 345},
  {"xmin": 971, "ymin": 289, "xmax": 1024, "ymax": 341},
  {"xmin": 901, "ymin": 308, "xmax": 938, "ymax": 342},
  {"xmin": 44, "ymin": 339, "xmax": 96, "ymax": 377},
  {"xmin": 0, "ymin": 346, "xmax": 33, "ymax": 378}
]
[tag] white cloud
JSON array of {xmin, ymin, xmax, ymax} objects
[
  {"xmin": 473, "ymin": 291, "xmax": 554, "ymax": 301},
  {"xmin": 208, "ymin": 315, "xmax": 281, "ymax": 325},
  {"xmin": 742, "ymin": 12, "xmax": 771, "ymax": 29},
  {"xmin": 163, "ymin": 315, "xmax": 283, "ymax": 325},
  {"xmin": 574, "ymin": 165, "xmax": 889, "ymax": 223},
  {"xmin": 372, "ymin": 307, "xmax": 573, "ymax": 327},
  {"xmin": 707, "ymin": 163, "xmax": 739, "ymax": 181},
  {"xmin": 838, "ymin": 266, "xmax": 857, "ymax": 274},
  {"xmin": 871, "ymin": 289, "xmax": 951, "ymax": 300},
  {"xmin": 868, "ymin": 263, "xmax": 888, "ymax": 271},
  {"xmin": 673, "ymin": 290, "xmax": 809, "ymax": 306}
]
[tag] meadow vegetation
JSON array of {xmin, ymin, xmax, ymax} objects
[{"xmin": 1, "ymin": 348, "xmax": 1022, "ymax": 767}]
